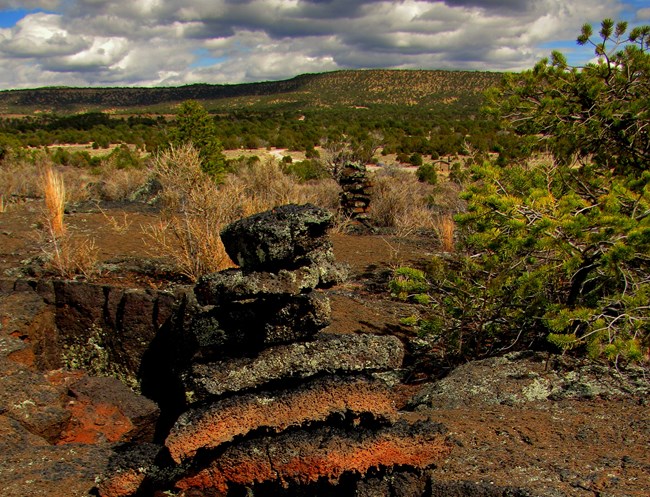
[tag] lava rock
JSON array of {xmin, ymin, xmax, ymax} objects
[
  {"xmin": 220, "ymin": 204, "xmax": 334, "ymax": 270},
  {"xmin": 58, "ymin": 376, "xmax": 160, "ymax": 444},
  {"xmin": 189, "ymin": 292, "xmax": 331, "ymax": 355},
  {"xmin": 166, "ymin": 375, "xmax": 397, "ymax": 463},
  {"xmin": 96, "ymin": 443, "xmax": 162, "ymax": 497},
  {"xmin": 195, "ymin": 257, "xmax": 347, "ymax": 306},
  {"xmin": 174, "ymin": 419, "xmax": 451, "ymax": 494},
  {"xmin": 0, "ymin": 356, "xmax": 70, "ymax": 443},
  {"xmin": 183, "ymin": 333, "xmax": 405, "ymax": 401}
]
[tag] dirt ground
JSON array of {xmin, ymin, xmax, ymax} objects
[{"xmin": 1, "ymin": 200, "xmax": 649, "ymax": 496}]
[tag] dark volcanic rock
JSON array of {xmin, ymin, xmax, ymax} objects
[
  {"xmin": 166, "ymin": 375, "xmax": 397, "ymax": 463},
  {"xmin": 48, "ymin": 281, "xmax": 190, "ymax": 387},
  {"xmin": 0, "ymin": 414, "xmax": 113, "ymax": 497},
  {"xmin": 189, "ymin": 292, "xmax": 331, "ymax": 355},
  {"xmin": 174, "ymin": 419, "xmax": 451, "ymax": 494},
  {"xmin": 183, "ymin": 332, "xmax": 405, "ymax": 401},
  {"xmin": 337, "ymin": 162, "xmax": 372, "ymax": 223},
  {"xmin": 194, "ymin": 258, "xmax": 347, "ymax": 306},
  {"xmin": 220, "ymin": 203, "xmax": 334, "ymax": 270},
  {"xmin": 97, "ymin": 443, "xmax": 163, "ymax": 497},
  {"xmin": 0, "ymin": 356, "xmax": 70, "ymax": 443}
]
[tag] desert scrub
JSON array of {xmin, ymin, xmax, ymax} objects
[
  {"xmin": 147, "ymin": 146, "xmax": 341, "ymax": 281},
  {"xmin": 369, "ymin": 167, "xmax": 442, "ymax": 237},
  {"xmin": 145, "ymin": 144, "xmax": 237, "ymax": 282},
  {"xmin": 39, "ymin": 164, "xmax": 98, "ymax": 278}
]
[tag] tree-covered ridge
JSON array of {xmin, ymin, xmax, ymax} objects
[{"xmin": 0, "ymin": 69, "xmax": 502, "ymax": 114}]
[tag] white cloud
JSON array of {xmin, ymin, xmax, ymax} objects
[
  {"xmin": 0, "ymin": 0, "xmax": 638, "ymax": 89},
  {"xmin": 0, "ymin": 0, "xmax": 60, "ymax": 9},
  {"xmin": 0, "ymin": 12, "xmax": 87, "ymax": 57}
]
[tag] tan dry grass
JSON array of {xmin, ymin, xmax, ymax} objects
[
  {"xmin": 42, "ymin": 165, "xmax": 66, "ymax": 237},
  {"xmin": 369, "ymin": 167, "xmax": 438, "ymax": 237},
  {"xmin": 435, "ymin": 214, "xmax": 455, "ymax": 252},
  {"xmin": 225, "ymin": 159, "xmax": 338, "ymax": 213},
  {"xmin": 0, "ymin": 157, "xmax": 42, "ymax": 200},
  {"xmin": 38, "ymin": 164, "xmax": 98, "ymax": 278},
  {"xmin": 147, "ymin": 146, "xmax": 343, "ymax": 280},
  {"xmin": 145, "ymin": 145, "xmax": 238, "ymax": 281},
  {"xmin": 42, "ymin": 234, "xmax": 99, "ymax": 279},
  {"xmin": 98, "ymin": 166, "xmax": 151, "ymax": 201}
]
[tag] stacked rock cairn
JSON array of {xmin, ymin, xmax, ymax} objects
[
  {"xmin": 337, "ymin": 162, "xmax": 373, "ymax": 225},
  {"xmin": 98, "ymin": 204, "xmax": 451, "ymax": 497}
]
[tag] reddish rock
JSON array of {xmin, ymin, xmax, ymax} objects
[
  {"xmin": 97, "ymin": 469, "xmax": 147, "ymax": 497},
  {"xmin": 175, "ymin": 420, "xmax": 451, "ymax": 494},
  {"xmin": 59, "ymin": 376, "xmax": 160, "ymax": 445},
  {"xmin": 0, "ymin": 288, "xmax": 61, "ymax": 370},
  {"xmin": 0, "ymin": 414, "xmax": 113, "ymax": 497},
  {"xmin": 96, "ymin": 443, "xmax": 161, "ymax": 497},
  {"xmin": 166, "ymin": 375, "xmax": 397, "ymax": 463},
  {"xmin": 0, "ymin": 356, "xmax": 70, "ymax": 443}
]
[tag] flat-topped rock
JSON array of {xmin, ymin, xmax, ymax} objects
[
  {"xmin": 194, "ymin": 257, "xmax": 347, "ymax": 306},
  {"xmin": 166, "ymin": 375, "xmax": 397, "ymax": 463},
  {"xmin": 175, "ymin": 419, "xmax": 451, "ymax": 494},
  {"xmin": 220, "ymin": 204, "xmax": 334, "ymax": 270},
  {"xmin": 189, "ymin": 292, "xmax": 331, "ymax": 355},
  {"xmin": 183, "ymin": 333, "xmax": 405, "ymax": 401}
]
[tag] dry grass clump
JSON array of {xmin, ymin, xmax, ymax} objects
[
  {"xmin": 42, "ymin": 165, "xmax": 67, "ymax": 237},
  {"xmin": 146, "ymin": 145, "xmax": 239, "ymax": 281},
  {"xmin": 368, "ymin": 167, "xmax": 462, "ymax": 250},
  {"xmin": 369, "ymin": 167, "xmax": 438, "ymax": 237},
  {"xmin": 434, "ymin": 214, "xmax": 455, "ymax": 252},
  {"xmin": 224, "ymin": 159, "xmax": 333, "ymax": 215},
  {"xmin": 147, "ymin": 147, "xmax": 342, "ymax": 281},
  {"xmin": 93, "ymin": 160, "xmax": 151, "ymax": 201},
  {"xmin": 39, "ymin": 165, "xmax": 98, "ymax": 278},
  {"xmin": 0, "ymin": 157, "xmax": 42, "ymax": 201}
]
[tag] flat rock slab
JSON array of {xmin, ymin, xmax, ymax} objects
[
  {"xmin": 175, "ymin": 419, "xmax": 451, "ymax": 494},
  {"xmin": 220, "ymin": 204, "xmax": 334, "ymax": 270},
  {"xmin": 0, "ymin": 356, "xmax": 70, "ymax": 443},
  {"xmin": 0, "ymin": 415, "xmax": 113, "ymax": 497},
  {"xmin": 58, "ymin": 376, "xmax": 160, "ymax": 444},
  {"xmin": 184, "ymin": 333, "xmax": 405, "ymax": 401},
  {"xmin": 195, "ymin": 259, "xmax": 347, "ymax": 306},
  {"xmin": 166, "ymin": 375, "xmax": 398, "ymax": 463},
  {"xmin": 189, "ymin": 292, "xmax": 331, "ymax": 354}
]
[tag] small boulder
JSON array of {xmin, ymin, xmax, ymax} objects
[{"xmin": 220, "ymin": 204, "xmax": 334, "ymax": 270}]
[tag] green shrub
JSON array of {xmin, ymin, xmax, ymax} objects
[{"xmin": 416, "ymin": 163, "xmax": 437, "ymax": 184}]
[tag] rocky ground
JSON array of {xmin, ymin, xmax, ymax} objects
[{"xmin": 0, "ymin": 199, "xmax": 648, "ymax": 496}]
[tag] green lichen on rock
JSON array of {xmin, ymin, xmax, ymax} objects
[{"xmin": 62, "ymin": 323, "xmax": 139, "ymax": 391}]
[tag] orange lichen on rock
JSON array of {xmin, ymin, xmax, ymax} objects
[
  {"xmin": 58, "ymin": 401, "xmax": 135, "ymax": 444},
  {"xmin": 175, "ymin": 420, "xmax": 451, "ymax": 494},
  {"xmin": 166, "ymin": 375, "xmax": 397, "ymax": 463}
]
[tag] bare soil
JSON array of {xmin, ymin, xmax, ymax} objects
[{"xmin": 1, "ymin": 200, "xmax": 649, "ymax": 496}]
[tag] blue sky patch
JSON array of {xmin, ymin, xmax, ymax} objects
[
  {"xmin": 190, "ymin": 49, "xmax": 228, "ymax": 68},
  {"xmin": 0, "ymin": 9, "xmax": 44, "ymax": 28}
]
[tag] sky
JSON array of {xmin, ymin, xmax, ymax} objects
[{"xmin": 0, "ymin": 0, "xmax": 648, "ymax": 89}]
